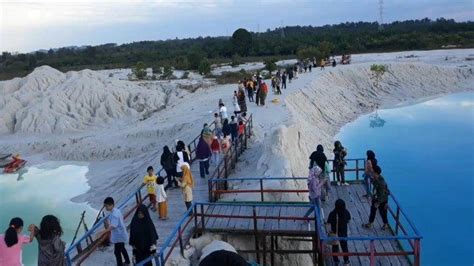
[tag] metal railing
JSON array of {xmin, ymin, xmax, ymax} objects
[
  {"xmin": 65, "ymin": 114, "xmax": 253, "ymax": 265},
  {"xmin": 209, "ymin": 157, "xmax": 365, "ymax": 203},
  {"xmin": 137, "ymin": 202, "xmax": 319, "ymax": 266},
  {"xmin": 207, "ymin": 167, "xmax": 422, "ymax": 265}
]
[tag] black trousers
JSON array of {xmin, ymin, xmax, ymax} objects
[
  {"xmin": 335, "ymin": 164, "xmax": 345, "ymax": 183},
  {"xmin": 369, "ymin": 200, "xmax": 388, "ymax": 224},
  {"xmin": 114, "ymin": 242, "xmax": 130, "ymax": 266},
  {"xmin": 164, "ymin": 168, "xmax": 178, "ymax": 190},
  {"xmin": 185, "ymin": 201, "xmax": 193, "ymax": 215},
  {"xmin": 332, "ymin": 240, "xmax": 349, "ymax": 263},
  {"xmin": 134, "ymin": 248, "xmax": 152, "ymax": 266}
]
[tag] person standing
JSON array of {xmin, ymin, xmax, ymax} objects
[
  {"xmin": 304, "ymin": 166, "xmax": 326, "ymax": 217},
  {"xmin": 30, "ymin": 215, "xmax": 66, "ymax": 266},
  {"xmin": 281, "ymin": 71, "xmax": 287, "ymax": 89},
  {"xmin": 333, "ymin": 141, "xmax": 348, "ymax": 186},
  {"xmin": 104, "ymin": 197, "xmax": 130, "ymax": 266},
  {"xmin": 196, "ymin": 136, "xmax": 212, "ymax": 178},
  {"xmin": 363, "ymin": 165, "xmax": 390, "ymax": 230},
  {"xmin": 222, "ymin": 118, "xmax": 231, "ymax": 138},
  {"xmin": 320, "ymin": 58, "xmax": 326, "ymax": 70},
  {"xmin": 161, "ymin": 146, "xmax": 178, "ymax": 190},
  {"xmin": 309, "ymin": 144, "xmax": 330, "ymax": 200},
  {"xmin": 255, "ymin": 80, "xmax": 261, "ymax": 106},
  {"xmin": 175, "ymin": 141, "xmax": 190, "ymax": 178},
  {"xmin": 156, "ymin": 177, "xmax": 168, "ymax": 220},
  {"xmin": 143, "ymin": 166, "xmax": 158, "ymax": 211},
  {"xmin": 229, "ymin": 116, "xmax": 238, "ymax": 143},
  {"xmin": 214, "ymin": 113, "xmax": 223, "ymax": 138},
  {"xmin": 288, "ymin": 69, "xmax": 293, "ymax": 83},
  {"xmin": 274, "ymin": 75, "xmax": 282, "ymax": 95},
  {"xmin": 237, "ymin": 87, "xmax": 247, "ymax": 113},
  {"xmin": 0, "ymin": 217, "xmax": 34, "ymax": 266},
  {"xmin": 246, "ymin": 79, "xmax": 254, "ymax": 102},
  {"xmin": 259, "ymin": 81, "xmax": 268, "ymax": 106},
  {"xmin": 177, "ymin": 163, "xmax": 194, "ymax": 213},
  {"xmin": 363, "ymin": 150, "xmax": 378, "ymax": 197},
  {"xmin": 327, "ymin": 199, "xmax": 351, "ymax": 266},
  {"xmin": 219, "ymin": 103, "xmax": 228, "ymax": 120},
  {"xmin": 210, "ymin": 136, "xmax": 221, "ymax": 166},
  {"xmin": 129, "ymin": 204, "xmax": 158, "ymax": 266}
]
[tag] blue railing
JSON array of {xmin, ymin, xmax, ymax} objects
[{"xmin": 137, "ymin": 201, "xmax": 318, "ymax": 266}]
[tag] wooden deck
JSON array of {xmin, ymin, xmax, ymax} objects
[{"xmin": 321, "ymin": 184, "xmax": 410, "ymax": 266}]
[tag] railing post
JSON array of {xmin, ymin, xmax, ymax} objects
[
  {"xmin": 260, "ymin": 179, "xmax": 264, "ymax": 202},
  {"xmin": 414, "ymin": 239, "xmax": 421, "ymax": 266},
  {"xmin": 208, "ymin": 179, "xmax": 212, "ymax": 202},
  {"xmin": 395, "ymin": 206, "xmax": 400, "ymax": 235},
  {"xmin": 200, "ymin": 204, "xmax": 206, "ymax": 232},
  {"xmin": 178, "ymin": 225, "xmax": 184, "ymax": 257},
  {"xmin": 194, "ymin": 205, "xmax": 198, "ymax": 232},
  {"xmin": 252, "ymin": 206, "xmax": 260, "ymax": 263},
  {"xmin": 356, "ymin": 160, "xmax": 359, "ymax": 180},
  {"xmin": 370, "ymin": 240, "xmax": 375, "ymax": 266}
]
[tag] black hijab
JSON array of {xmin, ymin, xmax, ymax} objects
[{"xmin": 129, "ymin": 204, "xmax": 158, "ymax": 250}]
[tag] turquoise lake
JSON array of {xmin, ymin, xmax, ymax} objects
[
  {"xmin": 336, "ymin": 92, "xmax": 474, "ymax": 265},
  {"xmin": 0, "ymin": 162, "xmax": 97, "ymax": 266}
]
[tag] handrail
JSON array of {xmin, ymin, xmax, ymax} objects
[{"xmin": 66, "ymin": 114, "xmax": 252, "ymax": 265}]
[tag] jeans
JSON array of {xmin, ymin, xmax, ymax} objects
[
  {"xmin": 304, "ymin": 197, "xmax": 321, "ymax": 218},
  {"xmin": 320, "ymin": 173, "xmax": 330, "ymax": 199},
  {"xmin": 211, "ymin": 152, "xmax": 220, "ymax": 166},
  {"xmin": 215, "ymin": 127, "xmax": 222, "ymax": 138},
  {"xmin": 363, "ymin": 173, "xmax": 371, "ymax": 195},
  {"xmin": 199, "ymin": 159, "xmax": 209, "ymax": 178},
  {"xmin": 114, "ymin": 242, "xmax": 130, "ymax": 266},
  {"xmin": 369, "ymin": 200, "xmax": 388, "ymax": 224},
  {"xmin": 332, "ymin": 239, "xmax": 349, "ymax": 263}
]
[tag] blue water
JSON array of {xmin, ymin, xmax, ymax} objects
[
  {"xmin": 0, "ymin": 162, "xmax": 97, "ymax": 266},
  {"xmin": 336, "ymin": 92, "xmax": 474, "ymax": 265}
]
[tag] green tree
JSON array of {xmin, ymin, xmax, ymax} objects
[
  {"xmin": 28, "ymin": 55, "xmax": 37, "ymax": 70},
  {"xmin": 370, "ymin": 64, "xmax": 386, "ymax": 90},
  {"xmin": 231, "ymin": 54, "xmax": 243, "ymax": 67},
  {"xmin": 231, "ymin": 28, "xmax": 252, "ymax": 56},
  {"xmin": 187, "ymin": 50, "xmax": 205, "ymax": 69},
  {"xmin": 174, "ymin": 56, "xmax": 189, "ymax": 70},
  {"xmin": 161, "ymin": 65, "xmax": 173, "ymax": 79},
  {"xmin": 263, "ymin": 58, "xmax": 277, "ymax": 72},
  {"xmin": 132, "ymin": 61, "xmax": 147, "ymax": 79},
  {"xmin": 296, "ymin": 46, "xmax": 321, "ymax": 60},
  {"xmin": 198, "ymin": 59, "xmax": 211, "ymax": 75},
  {"xmin": 318, "ymin": 41, "xmax": 333, "ymax": 59}
]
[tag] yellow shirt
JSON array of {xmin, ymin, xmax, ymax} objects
[{"xmin": 143, "ymin": 174, "xmax": 157, "ymax": 194}]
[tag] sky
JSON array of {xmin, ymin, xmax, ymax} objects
[{"xmin": 0, "ymin": 0, "xmax": 473, "ymax": 53}]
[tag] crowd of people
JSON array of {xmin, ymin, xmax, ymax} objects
[{"xmin": 306, "ymin": 141, "xmax": 390, "ymax": 265}]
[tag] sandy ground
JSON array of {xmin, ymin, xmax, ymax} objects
[{"xmin": 0, "ymin": 49, "xmax": 473, "ymax": 265}]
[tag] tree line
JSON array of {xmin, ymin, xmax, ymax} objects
[{"xmin": 1, "ymin": 18, "xmax": 473, "ymax": 80}]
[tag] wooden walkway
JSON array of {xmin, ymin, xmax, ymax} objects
[
  {"xmin": 83, "ymin": 161, "xmax": 216, "ymax": 265},
  {"xmin": 321, "ymin": 184, "xmax": 410, "ymax": 266}
]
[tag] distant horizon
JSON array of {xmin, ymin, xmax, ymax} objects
[
  {"xmin": 2, "ymin": 0, "xmax": 473, "ymax": 53},
  {"xmin": 3, "ymin": 17, "xmax": 473, "ymax": 55}
]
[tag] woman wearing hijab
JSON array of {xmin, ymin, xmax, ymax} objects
[
  {"xmin": 363, "ymin": 150, "xmax": 378, "ymax": 197},
  {"xmin": 222, "ymin": 118, "xmax": 231, "ymax": 138},
  {"xmin": 161, "ymin": 146, "xmax": 178, "ymax": 190},
  {"xmin": 326, "ymin": 199, "xmax": 351, "ymax": 266},
  {"xmin": 129, "ymin": 204, "xmax": 158, "ymax": 266},
  {"xmin": 309, "ymin": 144, "xmax": 330, "ymax": 201},
  {"xmin": 177, "ymin": 163, "xmax": 194, "ymax": 213}
]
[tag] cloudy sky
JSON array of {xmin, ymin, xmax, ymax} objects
[{"xmin": 1, "ymin": 0, "xmax": 472, "ymax": 53}]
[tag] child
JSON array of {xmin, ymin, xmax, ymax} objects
[
  {"xmin": 238, "ymin": 121, "xmax": 245, "ymax": 137},
  {"xmin": 0, "ymin": 217, "xmax": 34, "ymax": 266},
  {"xmin": 156, "ymin": 176, "xmax": 168, "ymax": 220},
  {"xmin": 210, "ymin": 136, "xmax": 221, "ymax": 166},
  {"xmin": 143, "ymin": 166, "xmax": 157, "ymax": 211},
  {"xmin": 30, "ymin": 215, "xmax": 66, "ymax": 266},
  {"xmin": 104, "ymin": 197, "xmax": 130, "ymax": 266}
]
